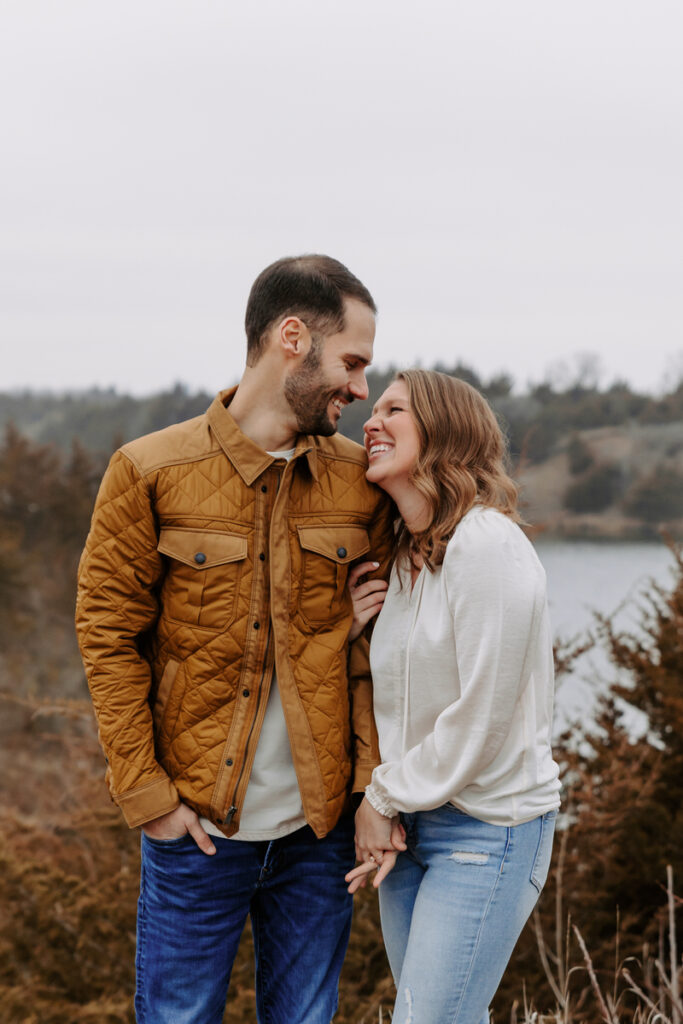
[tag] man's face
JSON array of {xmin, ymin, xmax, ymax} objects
[{"xmin": 284, "ymin": 298, "xmax": 376, "ymax": 436}]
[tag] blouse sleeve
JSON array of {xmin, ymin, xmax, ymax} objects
[{"xmin": 365, "ymin": 513, "xmax": 547, "ymax": 817}]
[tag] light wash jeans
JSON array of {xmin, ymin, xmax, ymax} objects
[
  {"xmin": 135, "ymin": 814, "xmax": 355, "ymax": 1024},
  {"xmin": 379, "ymin": 804, "xmax": 557, "ymax": 1024}
]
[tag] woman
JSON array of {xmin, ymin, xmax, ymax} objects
[{"xmin": 345, "ymin": 370, "xmax": 561, "ymax": 1024}]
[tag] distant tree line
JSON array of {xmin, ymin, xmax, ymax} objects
[{"xmin": 2, "ymin": 363, "xmax": 683, "ymax": 463}]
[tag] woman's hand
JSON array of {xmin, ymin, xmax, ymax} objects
[
  {"xmin": 347, "ymin": 561, "xmax": 389, "ymax": 642},
  {"xmin": 346, "ymin": 849, "xmax": 398, "ymax": 892},
  {"xmin": 345, "ymin": 797, "xmax": 407, "ymax": 893}
]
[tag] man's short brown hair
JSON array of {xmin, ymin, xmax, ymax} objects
[{"xmin": 244, "ymin": 254, "xmax": 377, "ymax": 365}]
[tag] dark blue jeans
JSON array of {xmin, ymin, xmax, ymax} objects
[{"xmin": 135, "ymin": 814, "xmax": 355, "ymax": 1024}]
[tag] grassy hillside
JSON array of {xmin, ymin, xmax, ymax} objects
[{"xmin": 519, "ymin": 419, "xmax": 683, "ymax": 539}]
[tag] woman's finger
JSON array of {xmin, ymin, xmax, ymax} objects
[
  {"xmin": 345, "ymin": 859, "xmax": 377, "ymax": 894},
  {"xmin": 372, "ymin": 851, "xmax": 398, "ymax": 888},
  {"xmin": 345, "ymin": 860, "xmax": 376, "ymax": 882},
  {"xmin": 352, "ymin": 577, "xmax": 388, "ymax": 597},
  {"xmin": 351, "ymin": 593, "xmax": 386, "ymax": 617},
  {"xmin": 347, "ymin": 561, "xmax": 380, "ymax": 588},
  {"xmin": 347, "ymin": 872, "xmax": 368, "ymax": 894},
  {"xmin": 390, "ymin": 819, "xmax": 407, "ymax": 851}
]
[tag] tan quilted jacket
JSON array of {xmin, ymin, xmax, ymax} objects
[{"xmin": 76, "ymin": 389, "xmax": 393, "ymax": 838}]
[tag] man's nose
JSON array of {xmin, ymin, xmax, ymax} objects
[{"xmin": 349, "ymin": 369, "xmax": 369, "ymax": 402}]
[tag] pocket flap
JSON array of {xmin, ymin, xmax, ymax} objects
[
  {"xmin": 157, "ymin": 528, "xmax": 248, "ymax": 569},
  {"xmin": 296, "ymin": 525, "xmax": 370, "ymax": 563}
]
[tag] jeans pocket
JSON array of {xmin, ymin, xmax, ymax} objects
[
  {"xmin": 530, "ymin": 811, "xmax": 557, "ymax": 894},
  {"xmin": 142, "ymin": 832, "xmax": 193, "ymax": 850}
]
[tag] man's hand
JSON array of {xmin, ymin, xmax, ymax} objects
[
  {"xmin": 347, "ymin": 561, "xmax": 389, "ymax": 642},
  {"xmin": 141, "ymin": 803, "xmax": 217, "ymax": 855}
]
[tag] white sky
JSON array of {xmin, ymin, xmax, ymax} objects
[{"xmin": 1, "ymin": 0, "xmax": 682, "ymax": 396}]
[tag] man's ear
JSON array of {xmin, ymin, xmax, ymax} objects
[{"xmin": 279, "ymin": 316, "xmax": 313, "ymax": 360}]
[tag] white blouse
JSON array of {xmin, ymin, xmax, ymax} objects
[{"xmin": 365, "ymin": 506, "xmax": 561, "ymax": 826}]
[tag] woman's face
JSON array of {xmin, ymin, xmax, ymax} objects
[{"xmin": 363, "ymin": 379, "xmax": 421, "ymax": 494}]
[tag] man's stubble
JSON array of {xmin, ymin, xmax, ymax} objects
[{"xmin": 283, "ymin": 339, "xmax": 345, "ymax": 437}]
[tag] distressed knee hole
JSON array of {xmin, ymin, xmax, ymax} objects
[
  {"xmin": 448, "ymin": 850, "xmax": 489, "ymax": 865},
  {"xmin": 403, "ymin": 985, "xmax": 414, "ymax": 1024}
]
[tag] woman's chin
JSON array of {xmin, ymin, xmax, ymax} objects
[
  {"xmin": 366, "ymin": 468, "xmax": 398, "ymax": 499},
  {"xmin": 365, "ymin": 462, "xmax": 384, "ymax": 486}
]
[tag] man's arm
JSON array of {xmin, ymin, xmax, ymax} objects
[{"xmin": 75, "ymin": 449, "xmax": 180, "ymax": 828}]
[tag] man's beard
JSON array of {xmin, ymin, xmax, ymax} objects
[{"xmin": 284, "ymin": 342, "xmax": 349, "ymax": 436}]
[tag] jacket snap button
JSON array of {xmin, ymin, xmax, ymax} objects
[
  {"xmin": 225, "ymin": 758, "xmax": 233, "ymax": 766},
  {"xmin": 253, "ymin": 621, "xmax": 260, "ymax": 629},
  {"xmin": 261, "ymin": 485, "xmax": 267, "ymax": 493},
  {"xmin": 337, "ymin": 547, "xmax": 347, "ymax": 558},
  {"xmin": 259, "ymin": 552, "xmax": 265, "ymax": 561},
  {"xmin": 194, "ymin": 552, "xmax": 207, "ymax": 565},
  {"xmin": 242, "ymin": 688, "xmax": 250, "ymax": 697}
]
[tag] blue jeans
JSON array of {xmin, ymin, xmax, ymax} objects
[
  {"xmin": 135, "ymin": 814, "xmax": 355, "ymax": 1024},
  {"xmin": 379, "ymin": 805, "xmax": 557, "ymax": 1024}
]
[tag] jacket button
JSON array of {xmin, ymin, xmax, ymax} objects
[
  {"xmin": 242, "ymin": 688, "xmax": 250, "ymax": 697},
  {"xmin": 337, "ymin": 547, "xmax": 347, "ymax": 558},
  {"xmin": 261, "ymin": 485, "xmax": 267, "ymax": 493},
  {"xmin": 259, "ymin": 552, "xmax": 265, "ymax": 561},
  {"xmin": 225, "ymin": 758, "xmax": 233, "ymax": 766},
  {"xmin": 194, "ymin": 552, "xmax": 207, "ymax": 565},
  {"xmin": 253, "ymin": 621, "xmax": 260, "ymax": 629}
]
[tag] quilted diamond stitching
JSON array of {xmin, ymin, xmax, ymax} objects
[{"xmin": 76, "ymin": 418, "xmax": 392, "ymax": 829}]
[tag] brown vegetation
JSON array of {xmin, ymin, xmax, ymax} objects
[{"xmin": 1, "ymin": 423, "xmax": 682, "ymax": 1022}]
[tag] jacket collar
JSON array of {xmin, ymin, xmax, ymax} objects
[{"xmin": 207, "ymin": 388, "xmax": 319, "ymax": 486}]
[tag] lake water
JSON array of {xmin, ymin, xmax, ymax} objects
[{"xmin": 533, "ymin": 540, "xmax": 678, "ymax": 735}]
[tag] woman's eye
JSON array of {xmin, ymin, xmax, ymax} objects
[{"xmin": 390, "ymin": 406, "xmax": 403, "ymax": 413}]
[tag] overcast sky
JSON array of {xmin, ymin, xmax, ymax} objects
[{"xmin": 1, "ymin": 0, "xmax": 681, "ymax": 396}]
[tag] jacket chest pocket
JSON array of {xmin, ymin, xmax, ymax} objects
[
  {"xmin": 157, "ymin": 527, "xmax": 248, "ymax": 630},
  {"xmin": 296, "ymin": 524, "xmax": 370, "ymax": 626}
]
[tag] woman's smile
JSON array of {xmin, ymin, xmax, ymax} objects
[{"xmin": 363, "ymin": 380, "xmax": 420, "ymax": 492}]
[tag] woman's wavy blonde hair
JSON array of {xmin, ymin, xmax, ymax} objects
[{"xmin": 394, "ymin": 369, "xmax": 520, "ymax": 572}]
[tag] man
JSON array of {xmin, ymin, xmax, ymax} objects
[{"xmin": 75, "ymin": 255, "xmax": 393, "ymax": 1024}]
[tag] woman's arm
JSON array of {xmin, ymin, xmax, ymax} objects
[{"xmin": 366, "ymin": 515, "xmax": 551, "ymax": 817}]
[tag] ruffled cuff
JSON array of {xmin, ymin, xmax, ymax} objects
[{"xmin": 365, "ymin": 782, "xmax": 396, "ymax": 818}]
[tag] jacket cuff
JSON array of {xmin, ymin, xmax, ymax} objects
[
  {"xmin": 115, "ymin": 776, "xmax": 180, "ymax": 828},
  {"xmin": 352, "ymin": 758, "xmax": 380, "ymax": 793},
  {"xmin": 365, "ymin": 782, "xmax": 396, "ymax": 818}
]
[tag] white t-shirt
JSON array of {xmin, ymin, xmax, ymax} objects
[
  {"xmin": 365, "ymin": 506, "xmax": 561, "ymax": 826},
  {"xmin": 201, "ymin": 448, "xmax": 307, "ymax": 842}
]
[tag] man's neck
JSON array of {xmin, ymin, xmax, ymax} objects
[{"xmin": 227, "ymin": 377, "xmax": 301, "ymax": 452}]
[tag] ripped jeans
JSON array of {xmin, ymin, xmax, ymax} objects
[{"xmin": 379, "ymin": 804, "xmax": 557, "ymax": 1024}]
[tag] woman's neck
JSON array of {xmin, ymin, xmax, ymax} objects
[{"xmin": 389, "ymin": 483, "xmax": 430, "ymax": 537}]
